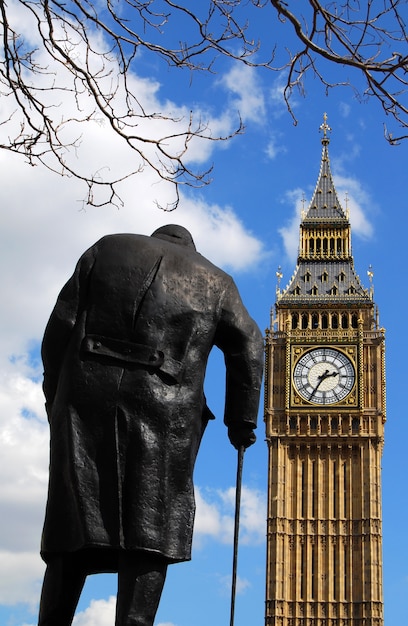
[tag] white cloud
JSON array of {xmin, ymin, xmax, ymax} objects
[
  {"xmin": 0, "ymin": 352, "xmax": 48, "ymax": 581},
  {"xmin": 220, "ymin": 64, "xmax": 266, "ymax": 123},
  {"xmin": 0, "ymin": 357, "xmax": 48, "ymax": 610},
  {"xmin": 217, "ymin": 573, "xmax": 251, "ymax": 597},
  {"xmin": 265, "ymin": 133, "xmax": 287, "ymax": 160},
  {"xmin": 0, "ymin": 551, "xmax": 44, "ymax": 608},
  {"xmin": 73, "ymin": 596, "xmax": 116, "ymax": 626},
  {"xmin": 217, "ymin": 486, "xmax": 267, "ymax": 545},
  {"xmin": 278, "ymin": 188, "xmax": 304, "ymax": 264},
  {"xmin": 22, "ymin": 595, "xmax": 178, "ymax": 626},
  {"xmin": 333, "ymin": 174, "xmax": 374, "ymax": 239},
  {"xmin": 193, "ymin": 485, "xmax": 266, "ymax": 547},
  {"xmin": 339, "ymin": 102, "xmax": 351, "ymax": 118},
  {"xmin": 193, "ymin": 487, "xmax": 235, "ymax": 545},
  {"xmin": 177, "ymin": 198, "xmax": 264, "ymax": 272},
  {"xmin": 71, "ymin": 596, "xmax": 177, "ymax": 626},
  {"xmin": 268, "ymin": 74, "xmax": 297, "ymax": 117}
]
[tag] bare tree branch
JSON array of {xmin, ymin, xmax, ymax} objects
[
  {"xmin": 270, "ymin": 0, "xmax": 408, "ymax": 142},
  {"xmin": 0, "ymin": 1, "xmax": 407, "ymax": 208}
]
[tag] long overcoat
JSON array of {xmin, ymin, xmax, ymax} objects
[{"xmin": 40, "ymin": 228, "xmax": 263, "ymax": 572}]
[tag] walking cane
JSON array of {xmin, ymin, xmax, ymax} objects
[{"xmin": 230, "ymin": 445, "xmax": 245, "ymax": 626}]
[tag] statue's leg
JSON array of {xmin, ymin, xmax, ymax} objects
[
  {"xmin": 116, "ymin": 552, "xmax": 168, "ymax": 626},
  {"xmin": 38, "ymin": 555, "xmax": 86, "ymax": 626}
]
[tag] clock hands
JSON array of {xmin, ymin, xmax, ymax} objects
[
  {"xmin": 294, "ymin": 348, "xmax": 355, "ymax": 404},
  {"xmin": 309, "ymin": 369, "xmax": 338, "ymax": 401}
]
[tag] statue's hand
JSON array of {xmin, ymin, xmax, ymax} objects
[{"xmin": 228, "ymin": 425, "xmax": 256, "ymax": 450}]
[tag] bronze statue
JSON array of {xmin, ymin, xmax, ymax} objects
[{"xmin": 38, "ymin": 224, "xmax": 263, "ymax": 626}]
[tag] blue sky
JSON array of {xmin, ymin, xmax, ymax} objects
[{"xmin": 0, "ymin": 3, "xmax": 407, "ymax": 626}]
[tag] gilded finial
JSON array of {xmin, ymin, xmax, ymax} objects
[
  {"xmin": 367, "ymin": 265, "xmax": 374, "ymax": 299},
  {"xmin": 276, "ymin": 266, "xmax": 283, "ymax": 296},
  {"xmin": 301, "ymin": 193, "xmax": 306, "ymax": 220},
  {"xmin": 344, "ymin": 191, "xmax": 350, "ymax": 219},
  {"xmin": 319, "ymin": 113, "xmax": 331, "ymax": 144}
]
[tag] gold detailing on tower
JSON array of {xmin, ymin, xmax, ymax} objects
[
  {"xmin": 265, "ymin": 117, "xmax": 385, "ymax": 626},
  {"xmin": 319, "ymin": 112, "xmax": 332, "ymax": 144}
]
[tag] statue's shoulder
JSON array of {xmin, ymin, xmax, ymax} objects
[{"xmin": 95, "ymin": 233, "xmax": 149, "ymax": 247}]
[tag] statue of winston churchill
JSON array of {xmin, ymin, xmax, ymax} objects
[{"xmin": 38, "ymin": 224, "xmax": 263, "ymax": 626}]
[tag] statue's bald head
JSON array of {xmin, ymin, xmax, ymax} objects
[{"xmin": 151, "ymin": 224, "xmax": 196, "ymax": 250}]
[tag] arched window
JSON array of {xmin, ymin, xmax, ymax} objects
[
  {"xmin": 312, "ymin": 313, "xmax": 319, "ymax": 328},
  {"xmin": 332, "ymin": 313, "xmax": 338, "ymax": 329},
  {"xmin": 322, "ymin": 313, "xmax": 328, "ymax": 329},
  {"xmin": 302, "ymin": 314, "xmax": 308, "ymax": 329},
  {"xmin": 351, "ymin": 314, "xmax": 358, "ymax": 328},
  {"xmin": 292, "ymin": 313, "xmax": 299, "ymax": 329},
  {"xmin": 341, "ymin": 314, "xmax": 348, "ymax": 329}
]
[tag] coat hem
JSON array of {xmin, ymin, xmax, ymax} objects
[{"xmin": 40, "ymin": 544, "xmax": 191, "ymax": 573}]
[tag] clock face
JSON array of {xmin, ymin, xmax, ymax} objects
[{"xmin": 293, "ymin": 347, "xmax": 355, "ymax": 405}]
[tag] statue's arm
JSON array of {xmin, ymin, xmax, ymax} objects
[{"xmin": 214, "ymin": 278, "xmax": 264, "ymax": 441}]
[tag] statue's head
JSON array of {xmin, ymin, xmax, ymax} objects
[{"xmin": 151, "ymin": 224, "xmax": 196, "ymax": 250}]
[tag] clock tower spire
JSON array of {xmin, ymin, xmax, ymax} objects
[{"xmin": 265, "ymin": 115, "xmax": 386, "ymax": 626}]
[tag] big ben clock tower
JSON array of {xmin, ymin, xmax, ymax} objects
[{"xmin": 265, "ymin": 115, "xmax": 386, "ymax": 626}]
